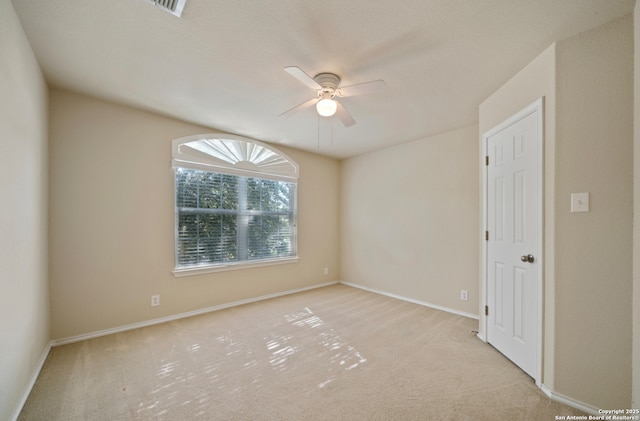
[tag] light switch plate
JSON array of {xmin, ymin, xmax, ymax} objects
[{"xmin": 571, "ymin": 193, "xmax": 589, "ymax": 212}]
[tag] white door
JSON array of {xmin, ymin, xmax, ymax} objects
[{"xmin": 485, "ymin": 101, "xmax": 542, "ymax": 379}]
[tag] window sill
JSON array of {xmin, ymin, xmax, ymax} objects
[{"xmin": 172, "ymin": 256, "xmax": 299, "ymax": 277}]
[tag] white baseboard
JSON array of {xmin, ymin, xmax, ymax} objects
[
  {"xmin": 15, "ymin": 281, "xmax": 604, "ymax": 419},
  {"xmin": 16, "ymin": 281, "xmax": 600, "ymax": 421},
  {"xmin": 9, "ymin": 341, "xmax": 52, "ymax": 421},
  {"xmin": 342, "ymin": 281, "xmax": 611, "ymax": 415},
  {"xmin": 51, "ymin": 281, "xmax": 339, "ymax": 346},
  {"xmin": 538, "ymin": 383, "xmax": 600, "ymax": 415},
  {"xmin": 339, "ymin": 281, "xmax": 480, "ymax": 320},
  {"xmin": 338, "ymin": 282, "xmax": 606, "ymax": 415}
]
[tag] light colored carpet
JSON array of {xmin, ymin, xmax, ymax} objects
[{"xmin": 19, "ymin": 284, "xmax": 584, "ymax": 420}]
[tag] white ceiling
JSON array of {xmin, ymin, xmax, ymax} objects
[{"xmin": 12, "ymin": 0, "xmax": 634, "ymax": 159}]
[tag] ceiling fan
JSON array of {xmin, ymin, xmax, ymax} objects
[{"xmin": 279, "ymin": 66, "xmax": 385, "ymax": 127}]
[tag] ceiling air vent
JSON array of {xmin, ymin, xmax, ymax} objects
[{"xmin": 147, "ymin": 0, "xmax": 186, "ymax": 17}]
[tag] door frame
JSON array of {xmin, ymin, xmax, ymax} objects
[{"xmin": 480, "ymin": 98, "xmax": 544, "ymax": 385}]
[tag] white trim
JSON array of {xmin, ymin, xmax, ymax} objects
[
  {"xmin": 340, "ymin": 281, "xmax": 480, "ymax": 320},
  {"xmin": 538, "ymin": 384, "xmax": 600, "ymax": 416},
  {"xmin": 172, "ymin": 256, "xmax": 299, "ymax": 277},
  {"xmin": 481, "ymin": 124, "xmax": 488, "ymax": 341},
  {"xmin": 536, "ymin": 98, "xmax": 545, "ymax": 387},
  {"xmin": 51, "ymin": 281, "xmax": 338, "ymax": 346},
  {"xmin": 9, "ymin": 342, "xmax": 52, "ymax": 421},
  {"xmin": 481, "ymin": 98, "xmax": 544, "ymax": 384},
  {"xmin": 16, "ymin": 281, "xmax": 603, "ymax": 419},
  {"xmin": 172, "ymin": 133, "xmax": 299, "ymax": 181},
  {"xmin": 172, "ymin": 134, "xmax": 299, "ymax": 273},
  {"xmin": 171, "ymin": 159, "xmax": 298, "ymax": 183}
]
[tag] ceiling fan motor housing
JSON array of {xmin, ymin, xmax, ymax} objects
[{"xmin": 314, "ymin": 73, "xmax": 340, "ymax": 97}]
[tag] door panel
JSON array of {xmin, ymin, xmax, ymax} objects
[{"xmin": 486, "ymin": 106, "xmax": 540, "ymax": 379}]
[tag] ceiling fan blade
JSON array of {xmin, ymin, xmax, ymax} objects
[
  {"xmin": 337, "ymin": 79, "xmax": 386, "ymax": 97},
  {"xmin": 278, "ymin": 97, "xmax": 318, "ymax": 118},
  {"xmin": 335, "ymin": 101, "xmax": 356, "ymax": 127},
  {"xmin": 284, "ymin": 66, "xmax": 322, "ymax": 90}
]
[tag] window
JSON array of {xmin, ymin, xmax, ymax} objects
[{"xmin": 172, "ymin": 134, "xmax": 299, "ymax": 276}]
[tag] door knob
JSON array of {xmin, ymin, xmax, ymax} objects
[{"xmin": 520, "ymin": 254, "xmax": 535, "ymax": 263}]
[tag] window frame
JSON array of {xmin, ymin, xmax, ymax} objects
[{"xmin": 171, "ymin": 134, "xmax": 299, "ymax": 277}]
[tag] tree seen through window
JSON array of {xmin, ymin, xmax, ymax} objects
[{"xmin": 176, "ymin": 168, "xmax": 296, "ymax": 267}]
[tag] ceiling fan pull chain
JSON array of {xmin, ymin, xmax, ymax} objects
[{"xmin": 331, "ymin": 120, "xmax": 334, "ymax": 145}]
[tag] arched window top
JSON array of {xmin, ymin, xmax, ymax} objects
[{"xmin": 172, "ymin": 134, "xmax": 299, "ymax": 181}]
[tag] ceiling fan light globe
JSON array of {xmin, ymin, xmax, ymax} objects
[{"xmin": 316, "ymin": 98, "xmax": 337, "ymax": 117}]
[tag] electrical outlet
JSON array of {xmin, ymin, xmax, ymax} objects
[
  {"xmin": 460, "ymin": 290, "xmax": 468, "ymax": 301},
  {"xmin": 151, "ymin": 295, "xmax": 160, "ymax": 307},
  {"xmin": 323, "ymin": 267, "xmax": 329, "ymax": 276}
]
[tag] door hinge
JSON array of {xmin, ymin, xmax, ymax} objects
[
  {"xmin": 485, "ymin": 155, "xmax": 489, "ymax": 166},
  {"xmin": 485, "ymin": 231, "xmax": 489, "ymax": 241},
  {"xmin": 485, "ymin": 305, "xmax": 489, "ymax": 316}
]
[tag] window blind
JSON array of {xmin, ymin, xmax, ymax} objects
[{"xmin": 175, "ymin": 168, "xmax": 297, "ymax": 268}]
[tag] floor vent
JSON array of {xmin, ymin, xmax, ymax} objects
[{"xmin": 147, "ymin": 0, "xmax": 186, "ymax": 17}]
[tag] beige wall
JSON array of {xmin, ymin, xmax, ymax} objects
[
  {"xmin": 554, "ymin": 15, "xmax": 633, "ymax": 409},
  {"xmin": 634, "ymin": 1, "xmax": 640, "ymax": 410},
  {"xmin": 479, "ymin": 43, "xmax": 557, "ymax": 387},
  {"xmin": 49, "ymin": 89, "xmax": 340, "ymax": 340},
  {"xmin": 3, "ymin": 1, "xmax": 637, "ymax": 416},
  {"xmin": 480, "ymin": 15, "xmax": 633, "ymax": 409},
  {"xmin": 340, "ymin": 125, "xmax": 480, "ymax": 316},
  {"xmin": 632, "ymin": 2, "xmax": 640, "ymax": 408},
  {"xmin": 0, "ymin": 0, "xmax": 50, "ymax": 419}
]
